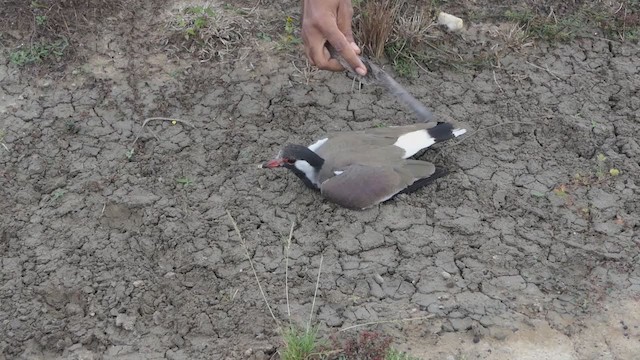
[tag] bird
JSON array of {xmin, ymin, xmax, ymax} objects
[{"xmin": 261, "ymin": 121, "xmax": 466, "ymax": 210}]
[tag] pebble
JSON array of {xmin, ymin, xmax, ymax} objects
[
  {"xmin": 374, "ymin": 273, "xmax": 384, "ymax": 284},
  {"xmin": 133, "ymin": 280, "xmax": 144, "ymax": 287},
  {"xmin": 442, "ymin": 271, "xmax": 452, "ymax": 280}
]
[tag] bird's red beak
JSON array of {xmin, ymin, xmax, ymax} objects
[{"xmin": 261, "ymin": 159, "xmax": 285, "ymax": 168}]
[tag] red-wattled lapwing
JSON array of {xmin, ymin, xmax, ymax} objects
[{"xmin": 261, "ymin": 121, "xmax": 466, "ymax": 210}]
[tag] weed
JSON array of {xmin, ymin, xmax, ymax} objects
[
  {"xmin": 9, "ymin": 38, "xmax": 68, "ymax": 66},
  {"xmin": 505, "ymin": 9, "xmax": 583, "ymax": 42},
  {"xmin": 281, "ymin": 326, "xmax": 322, "ymax": 360},
  {"xmin": 257, "ymin": 32, "xmax": 272, "ymax": 41},
  {"xmin": 530, "ymin": 190, "xmax": 546, "ymax": 198},
  {"xmin": 51, "ymin": 189, "xmax": 66, "ymax": 201},
  {"xmin": 35, "ymin": 15, "xmax": 47, "ymax": 26},
  {"xmin": 179, "ymin": 6, "xmax": 216, "ymax": 40},
  {"xmin": 553, "ymin": 184, "xmax": 568, "ymax": 198},
  {"xmin": 384, "ymin": 41, "xmax": 415, "ymax": 78},
  {"xmin": 176, "ymin": 177, "xmax": 193, "ymax": 186},
  {"xmin": 65, "ymin": 120, "xmax": 79, "ymax": 134},
  {"xmin": 277, "ymin": 16, "xmax": 302, "ymax": 51},
  {"xmin": 165, "ymin": 4, "xmax": 245, "ymax": 61},
  {"xmin": 125, "ymin": 148, "xmax": 135, "ymax": 161}
]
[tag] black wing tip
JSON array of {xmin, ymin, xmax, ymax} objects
[
  {"xmin": 427, "ymin": 122, "xmax": 467, "ymax": 143},
  {"xmin": 399, "ymin": 167, "xmax": 450, "ymax": 195}
]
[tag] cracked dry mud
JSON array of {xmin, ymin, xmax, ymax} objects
[{"xmin": 1, "ymin": 1, "xmax": 639, "ymax": 359}]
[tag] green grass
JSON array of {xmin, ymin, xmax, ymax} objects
[
  {"xmin": 175, "ymin": 5, "xmax": 216, "ymax": 40},
  {"xmin": 385, "ymin": 41, "xmax": 416, "ymax": 78},
  {"xmin": 504, "ymin": 9, "xmax": 584, "ymax": 42},
  {"xmin": 9, "ymin": 38, "xmax": 68, "ymax": 66},
  {"xmin": 504, "ymin": 4, "xmax": 640, "ymax": 43},
  {"xmin": 176, "ymin": 177, "xmax": 193, "ymax": 186},
  {"xmin": 281, "ymin": 326, "xmax": 322, "ymax": 360}
]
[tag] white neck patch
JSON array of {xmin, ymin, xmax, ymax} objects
[{"xmin": 294, "ymin": 160, "xmax": 319, "ymax": 186}]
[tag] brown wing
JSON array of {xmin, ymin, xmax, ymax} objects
[{"xmin": 320, "ymin": 164, "xmax": 406, "ymax": 210}]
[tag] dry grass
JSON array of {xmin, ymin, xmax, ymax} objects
[
  {"xmin": 162, "ymin": 2, "xmax": 252, "ymax": 61},
  {"xmin": 354, "ymin": 0, "xmax": 403, "ymax": 58}
]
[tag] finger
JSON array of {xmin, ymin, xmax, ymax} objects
[
  {"xmin": 350, "ymin": 42, "xmax": 361, "ymax": 55},
  {"xmin": 309, "ymin": 40, "xmax": 343, "ymax": 71},
  {"xmin": 337, "ymin": 0, "xmax": 360, "ymax": 55},
  {"xmin": 324, "ymin": 25, "xmax": 367, "ymax": 75},
  {"xmin": 337, "ymin": 0, "xmax": 355, "ymax": 44}
]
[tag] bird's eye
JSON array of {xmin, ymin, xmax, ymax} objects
[{"xmin": 285, "ymin": 158, "xmax": 296, "ymax": 164}]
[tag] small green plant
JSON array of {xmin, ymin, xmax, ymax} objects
[
  {"xmin": 257, "ymin": 32, "xmax": 272, "ymax": 41},
  {"xmin": 125, "ymin": 148, "xmax": 135, "ymax": 161},
  {"xmin": 530, "ymin": 190, "xmax": 546, "ymax": 198},
  {"xmin": 170, "ymin": 6, "xmax": 218, "ymax": 40},
  {"xmin": 385, "ymin": 41, "xmax": 415, "ymax": 78},
  {"xmin": 65, "ymin": 120, "xmax": 79, "ymax": 134},
  {"xmin": 281, "ymin": 326, "xmax": 321, "ymax": 360},
  {"xmin": 277, "ymin": 16, "xmax": 302, "ymax": 51},
  {"xmin": 51, "ymin": 189, "xmax": 66, "ymax": 201},
  {"xmin": 553, "ymin": 184, "xmax": 568, "ymax": 198},
  {"xmin": 176, "ymin": 177, "xmax": 193, "ymax": 186},
  {"xmin": 35, "ymin": 15, "xmax": 47, "ymax": 26},
  {"xmin": 0, "ymin": 128, "xmax": 8, "ymax": 152},
  {"xmin": 9, "ymin": 38, "xmax": 68, "ymax": 66}
]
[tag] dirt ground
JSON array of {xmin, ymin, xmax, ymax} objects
[{"xmin": 1, "ymin": 0, "xmax": 639, "ymax": 359}]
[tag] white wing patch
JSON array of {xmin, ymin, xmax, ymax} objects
[
  {"xmin": 453, "ymin": 128, "xmax": 467, "ymax": 137},
  {"xmin": 393, "ymin": 130, "xmax": 435, "ymax": 158},
  {"xmin": 308, "ymin": 138, "xmax": 328, "ymax": 152},
  {"xmin": 294, "ymin": 160, "xmax": 319, "ymax": 186}
]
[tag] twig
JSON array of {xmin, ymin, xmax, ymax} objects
[
  {"xmin": 131, "ymin": 117, "xmax": 196, "ymax": 146},
  {"xmin": 338, "ymin": 314, "xmax": 436, "ymax": 332},
  {"xmin": 100, "ymin": 202, "xmax": 106, "ymax": 217},
  {"xmin": 526, "ymin": 61, "xmax": 564, "ymax": 81},
  {"xmin": 1, "ymin": 143, "xmax": 9, "ymax": 152},
  {"xmin": 307, "ymin": 253, "xmax": 323, "ymax": 333},
  {"xmin": 409, "ymin": 52, "xmax": 430, "ymax": 75},
  {"xmin": 493, "ymin": 70, "xmax": 504, "ymax": 93},
  {"xmin": 226, "ymin": 211, "xmax": 280, "ymax": 327},
  {"xmin": 285, "ymin": 220, "xmax": 295, "ymax": 321}
]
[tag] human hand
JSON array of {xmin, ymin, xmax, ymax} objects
[{"xmin": 301, "ymin": 0, "xmax": 367, "ymax": 76}]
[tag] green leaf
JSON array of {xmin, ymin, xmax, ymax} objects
[{"xmin": 531, "ymin": 190, "xmax": 546, "ymax": 197}]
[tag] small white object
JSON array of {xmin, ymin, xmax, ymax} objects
[
  {"xmin": 453, "ymin": 128, "xmax": 467, "ymax": 137},
  {"xmin": 438, "ymin": 12, "xmax": 464, "ymax": 31},
  {"xmin": 333, "ymin": 170, "xmax": 344, "ymax": 176}
]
